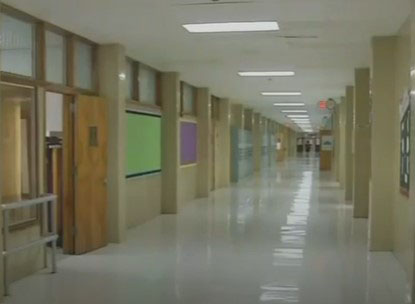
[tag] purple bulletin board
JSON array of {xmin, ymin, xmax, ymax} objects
[{"xmin": 180, "ymin": 121, "xmax": 197, "ymax": 165}]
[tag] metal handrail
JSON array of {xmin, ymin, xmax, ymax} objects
[{"xmin": 2, "ymin": 194, "xmax": 58, "ymax": 296}]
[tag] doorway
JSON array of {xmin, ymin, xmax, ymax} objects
[{"xmin": 44, "ymin": 92, "xmax": 108, "ymax": 254}]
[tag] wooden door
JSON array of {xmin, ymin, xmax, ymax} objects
[{"xmin": 74, "ymin": 95, "xmax": 108, "ymax": 254}]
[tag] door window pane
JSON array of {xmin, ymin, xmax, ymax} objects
[
  {"xmin": 1, "ymin": 84, "xmax": 37, "ymax": 226},
  {"xmin": 0, "ymin": 13, "xmax": 34, "ymax": 77},
  {"xmin": 46, "ymin": 30, "xmax": 66, "ymax": 84},
  {"xmin": 139, "ymin": 64, "xmax": 157, "ymax": 105},
  {"xmin": 75, "ymin": 40, "xmax": 93, "ymax": 90}
]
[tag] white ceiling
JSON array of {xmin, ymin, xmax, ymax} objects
[{"xmin": 5, "ymin": 0, "xmax": 411, "ymax": 130}]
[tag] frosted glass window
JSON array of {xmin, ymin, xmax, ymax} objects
[
  {"xmin": 46, "ymin": 31, "xmax": 66, "ymax": 84},
  {"xmin": 0, "ymin": 14, "xmax": 34, "ymax": 77},
  {"xmin": 182, "ymin": 83, "xmax": 195, "ymax": 115},
  {"xmin": 45, "ymin": 92, "xmax": 63, "ymax": 136},
  {"xmin": 75, "ymin": 41, "xmax": 93, "ymax": 90},
  {"xmin": 126, "ymin": 59, "xmax": 134, "ymax": 100},
  {"xmin": 139, "ymin": 65, "xmax": 157, "ymax": 105}
]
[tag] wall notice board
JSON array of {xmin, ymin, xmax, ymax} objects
[
  {"xmin": 180, "ymin": 121, "xmax": 197, "ymax": 165},
  {"xmin": 126, "ymin": 111, "xmax": 161, "ymax": 178}
]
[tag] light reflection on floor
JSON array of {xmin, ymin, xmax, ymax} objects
[{"xmin": 4, "ymin": 157, "xmax": 411, "ymax": 304}]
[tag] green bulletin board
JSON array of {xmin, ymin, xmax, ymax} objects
[{"xmin": 126, "ymin": 111, "xmax": 161, "ymax": 178}]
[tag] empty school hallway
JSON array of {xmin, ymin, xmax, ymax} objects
[
  {"xmin": 3, "ymin": 157, "xmax": 410, "ymax": 304},
  {"xmin": 2, "ymin": 1, "xmax": 415, "ymax": 303}
]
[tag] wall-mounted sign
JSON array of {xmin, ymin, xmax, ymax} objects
[
  {"xmin": 319, "ymin": 100, "xmax": 327, "ymax": 109},
  {"xmin": 321, "ymin": 135, "xmax": 333, "ymax": 151}
]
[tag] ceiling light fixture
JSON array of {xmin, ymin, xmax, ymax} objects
[
  {"xmin": 281, "ymin": 110, "xmax": 307, "ymax": 113},
  {"xmin": 183, "ymin": 21, "xmax": 279, "ymax": 33},
  {"xmin": 273, "ymin": 103, "xmax": 305, "ymax": 106},
  {"xmin": 238, "ymin": 71, "xmax": 294, "ymax": 77},
  {"xmin": 262, "ymin": 92, "xmax": 302, "ymax": 96},
  {"xmin": 286, "ymin": 115, "xmax": 309, "ymax": 118}
]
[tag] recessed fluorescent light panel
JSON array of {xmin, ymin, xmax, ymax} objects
[
  {"xmin": 281, "ymin": 110, "xmax": 307, "ymax": 113},
  {"xmin": 262, "ymin": 92, "xmax": 302, "ymax": 96},
  {"xmin": 239, "ymin": 71, "xmax": 294, "ymax": 77},
  {"xmin": 183, "ymin": 21, "xmax": 279, "ymax": 33},
  {"xmin": 273, "ymin": 103, "xmax": 305, "ymax": 106},
  {"xmin": 287, "ymin": 115, "xmax": 309, "ymax": 118}
]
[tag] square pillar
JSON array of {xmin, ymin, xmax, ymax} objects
[
  {"xmin": 217, "ymin": 98, "xmax": 231, "ymax": 187},
  {"xmin": 345, "ymin": 86, "xmax": 354, "ymax": 202},
  {"xmin": 161, "ymin": 72, "xmax": 180, "ymax": 214},
  {"xmin": 369, "ymin": 36, "xmax": 397, "ymax": 251},
  {"xmin": 338, "ymin": 97, "xmax": 347, "ymax": 188},
  {"xmin": 196, "ymin": 88, "xmax": 211, "ymax": 197},
  {"xmin": 353, "ymin": 68, "xmax": 371, "ymax": 218},
  {"xmin": 333, "ymin": 103, "xmax": 341, "ymax": 180},
  {"xmin": 244, "ymin": 109, "xmax": 254, "ymax": 131},
  {"xmin": 231, "ymin": 103, "xmax": 244, "ymax": 129},
  {"xmin": 253, "ymin": 113, "xmax": 262, "ymax": 172},
  {"xmin": 97, "ymin": 44, "xmax": 127, "ymax": 243}
]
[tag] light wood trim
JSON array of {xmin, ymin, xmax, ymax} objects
[
  {"xmin": 36, "ymin": 22, "xmax": 46, "ymax": 81},
  {"xmin": 180, "ymin": 116, "xmax": 197, "ymax": 123},
  {"xmin": 62, "ymin": 96, "xmax": 75, "ymax": 253},
  {"xmin": 126, "ymin": 100, "xmax": 162, "ymax": 115},
  {"xmin": 1, "ymin": 73, "xmax": 96, "ymax": 96}
]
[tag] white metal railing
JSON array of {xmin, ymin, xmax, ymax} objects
[{"xmin": 2, "ymin": 194, "xmax": 58, "ymax": 296}]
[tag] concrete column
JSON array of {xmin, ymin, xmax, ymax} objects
[
  {"xmin": 97, "ymin": 44, "xmax": 127, "ymax": 243},
  {"xmin": 333, "ymin": 104, "xmax": 341, "ymax": 180},
  {"xmin": 345, "ymin": 86, "xmax": 354, "ymax": 202},
  {"xmin": 244, "ymin": 108, "xmax": 254, "ymax": 131},
  {"xmin": 253, "ymin": 113, "xmax": 262, "ymax": 172},
  {"xmin": 231, "ymin": 103, "xmax": 244, "ymax": 129},
  {"xmin": 353, "ymin": 68, "xmax": 371, "ymax": 218},
  {"xmin": 217, "ymin": 98, "xmax": 231, "ymax": 187},
  {"xmin": 369, "ymin": 36, "xmax": 397, "ymax": 251},
  {"xmin": 196, "ymin": 88, "xmax": 211, "ymax": 197},
  {"xmin": 161, "ymin": 72, "xmax": 180, "ymax": 214},
  {"xmin": 338, "ymin": 97, "xmax": 347, "ymax": 188}
]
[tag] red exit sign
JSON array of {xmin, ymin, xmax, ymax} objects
[{"xmin": 319, "ymin": 100, "xmax": 327, "ymax": 109}]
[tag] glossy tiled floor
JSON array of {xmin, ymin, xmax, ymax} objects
[{"xmin": 4, "ymin": 157, "xmax": 412, "ymax": 303}]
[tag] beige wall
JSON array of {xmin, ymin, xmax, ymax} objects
[
  {"xmin": 369, "ymin": 36, "xmax": 397, "ymax": 252},
  {"xmin": 215, "ymin": 99, "xmax": 231, "ymax": 188},
  {"xmin": 253, "ymin": 113, "xmax": 262, "ymax": 172},
  {"xmin": 345, "ymin": 86, "xmax": 354, "ymax": 202},
  {"xmin": 369, "ymin": 19, "xmax": 415, "ymax": 285},
  {"xmin": 178, "ymin": 165, "xmax": 198, "ymax": 208},
  {"xmin": 338, "ymin": 97, "xmax": 347, "ymax": 188},
  {"xmin": 126, "ymin": 175, "xmax": 161, "ymax": 228},
  {"xmin": 353, "ymin": 68, "xmax": 371, "ymax": 218},
  {"xmin": 231, "ymin": 103, "xmax": 244, "ymax": 129},
  {"xmin": 161, "ymin": 73, "xmax": 180, "ymax": 214},
  {"xmin": 392, "ymin": 20, "xmax": 414, "ymax": 283},
  {"xmin": 98, "ymin": 44, "xmax": 127, "ymax": 242}
]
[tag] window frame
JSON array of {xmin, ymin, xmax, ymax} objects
[
  {"xmin": 180, "ymin": 81, "xmax": 197, "ymax": 117},
  {"xmin": 125, "ymin": 58, "xmax": 162, "ymax": 111}
]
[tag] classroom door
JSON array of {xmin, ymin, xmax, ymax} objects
[{"xmin": 74, "ymin": 95, "xmax": 108, "ymax": 254}]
